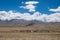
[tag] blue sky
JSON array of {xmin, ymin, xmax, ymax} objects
[
  {"xmin": 0, "ymin": 0, "xmax": 60, "ymax": 14},
  {"xmin": 0, "ymin": 0, "xmax": 60, "ymax": 22}
]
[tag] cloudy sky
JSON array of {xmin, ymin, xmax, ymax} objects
[{"xmin": 0, "ymin": 0, "xmax": 60, "ymax": 22}]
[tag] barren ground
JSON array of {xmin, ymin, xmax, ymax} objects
[{"xmin": 0, "ymin": 27, "xmax": 60, "ymax": 40}]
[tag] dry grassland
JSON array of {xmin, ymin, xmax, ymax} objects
[{"xmin": 0, "ymin": 27, "xmax": 60, "ymax": 40}]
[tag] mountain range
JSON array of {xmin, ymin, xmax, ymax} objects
[{"xmin": 0, "ymin": 19, "xmax": 60, "ymax": 27}]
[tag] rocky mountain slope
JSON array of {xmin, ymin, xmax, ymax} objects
[{"xmin": 0, "ymin": 19, "xmax": 60, "ymax": 27}]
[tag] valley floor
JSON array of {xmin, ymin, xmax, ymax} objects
[{"xmin": 0, "ymin": 27, "xmax": 60, "ymax": 40}]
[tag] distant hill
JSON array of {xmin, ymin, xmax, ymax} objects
[{"xmin": 0, "ymin": 19, "xmax": 60, "ymax": 27}]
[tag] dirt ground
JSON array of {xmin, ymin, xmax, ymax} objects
[{"xmin": 0, "ymin": 27, "xmax": 60, "ymax": 40}]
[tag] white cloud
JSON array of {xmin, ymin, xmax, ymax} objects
[
  {"xmin": 0, "ymin": 11, "xmax": 22, "ymax": 20},
  {"xmin": 49, "ymin": 7, "xmax": 60, "ymax": 13},
  {"xmin": 25, "ymin": 1, "xmax": 39, "ymax": 4},
  {"xmin": 20, "ymin": 5, "xmax": 36, "ymax": 12},
  {"xmin": 47, "ymin": 13, "xmax": 60, "ymax": 22},
  {"xmin": 0, "ymin": 10, "xmax": 60, "ymax": 22},
  {"xmin": 20, "ymin": 1, "xmax": 39, "ymax": 12}
]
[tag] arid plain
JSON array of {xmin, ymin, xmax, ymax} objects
[{"xmin": 0, "ymin": 22, "xmax": 60, "ymax": 40}]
